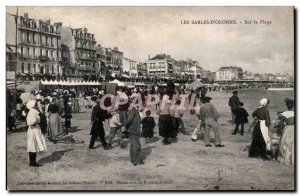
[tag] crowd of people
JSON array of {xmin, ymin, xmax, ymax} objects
[{"xmin": 6, "ymin": 80, "xmax": 294, "ymax": 168}]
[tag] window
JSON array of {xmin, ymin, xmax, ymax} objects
[
  {"xmin": 28, "ymin": 64, "xmax": 31, "ymax": 73},
  {"xmin": 52, "ymin": 65, "xmax": 54, "ymax": 73},
  {"xmin": 21, "ymin": 63, "xmax": 24, "ymax": 73},
  {"xmin": 33, "ymin": 64, "xmax": 36, "ymax": 73},
  {"xmin": 27, "ymin": 32, "xmax": 30, "ymax": 43},
  {"xmin": 46, "ymin": 50, "xmax": 48, "ymax": 57},
  {"xmin": 45, "ymin": 36, "xmax": 48, "ymax": 46},
  {"xmin": 27, "ymin": 48, "xmax": 30, "ymax": 58},
  {"xmin": 40, "ymin": 48, "xmax": 42, "ymax": 56},
  {"xmin": 20, "ymin": 47, "xmax": 23, "ymax": 57},
  {"xmin": 57, "ymin": 65, "xmax": 60, "ymax": 73},
  {"xmin": 32, "ymin": 33, "xmax": 35, "ymax": 44}
]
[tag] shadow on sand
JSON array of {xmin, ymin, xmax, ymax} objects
[
  {"xmin": 39, "ymin": 149, "xmax": 73, "ymax": 164},
  {"xmin": 140, "ymin": 146, "xmax": 152, "ymax": 161}
]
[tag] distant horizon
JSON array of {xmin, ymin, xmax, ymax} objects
[{"xmin": 6, "ymin": 6, "xmax": 294, "ymax": 76}]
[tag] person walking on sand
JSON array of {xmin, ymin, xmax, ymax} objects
[
  {"xmin": 232, "ymin": 102, "xmax": 249, "ymax": 136},
  {"xmin": 248, "ymin": 98, "xmax": 271, "ymax": 160},
  {"xmin": 89, "ymin": 96, "xmax": 112, "ymax": 150},
  {"xmin": 229, "ymin": 91, "xmax": 241, "ymax": 124},
  {"xmin": 199, "ymin": 97, "xmax": 225, "ymax": 147},
  {"xmin": 126, "ymin": 102, "xmax": 143, "ymax": 166},
  {"xmin": 107, "ymin": 110, "xmax": 126, "ymax": 149}
]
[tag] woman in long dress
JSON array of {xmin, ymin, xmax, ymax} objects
[
  {"xmin": 278, "ymin": 98, "xmax": 294, "ymax": 165},
  {"xmin": 249, "ymin": 98, "xmax": 271, "ymax": 160},
  {"xmin": 26, "ymin": 100, "xmax": 47, "ymax": 167},
  {"xmin": 157, "ymin": 94, "xmax": 173, "ymax": 145},
  {"xmin": 47, "ymin": 101, "xmax": 64, "ymax": 138}
]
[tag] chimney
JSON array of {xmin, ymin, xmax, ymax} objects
[
  {"xmin": 24, "ymin": 13, "xmax": 28, "ymax": 18},
  {"xmin": 113, "ymin": 47, "xmax": 118, "ymax": 51},
  {"xmin": 54, "ymin": 22, "xmax": 63, "ymax": 27}
]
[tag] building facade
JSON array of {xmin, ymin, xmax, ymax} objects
[
  {"xmin": 6, "ymin": 13, "xmax": 62, "ymax": 78},
  {"xmin": 122, "ymin": 57, "xmax": 138, "ymax": 76},
  {"xmin": 111, "ymin": 47, "xmax": 123, "ymax": 71},
  {"xmin": 216, "ymin": 66, "xmax": 243, "ymax": 81},
  {"xmin": 59, "ymin": 26, "xmax": 97, "ymax": 76},
  {"xmin": 146, "ymin": 54, "xmax": 174, "ymax": 77}
]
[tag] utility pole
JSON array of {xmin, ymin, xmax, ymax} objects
[{"xmin": 14, "ymin": 6, "xmax": 18, "ymax": 108}]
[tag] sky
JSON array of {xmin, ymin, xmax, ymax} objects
[{"xmin": 6, "ymin": 6, "xmax": 294, "ymax": 75}]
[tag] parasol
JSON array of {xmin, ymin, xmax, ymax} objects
[
  {"xmin": 187, "ymin": 80, "xmax": 204, "ymax": 90},
  {"xmin": 20, "ymin": 93, "xmax": 35, "ymax": 104}
]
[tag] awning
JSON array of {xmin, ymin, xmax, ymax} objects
[{"xmin": 109, "ymin": 79, "xmax": 125, "ymax": 87}]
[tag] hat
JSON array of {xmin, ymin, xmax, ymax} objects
[
  {"xmin": 35, "ymin": 94, "xmax": 41, "ymax": 100},
  {"xmin": 233, "ymin": 91, "xmax": 238, "ymax": 94},
  {"xmin": 259, "ymin": 98, "xmax": 268, "ymax": 106},
  {"xmin": 284, "ymin": 97, "xmax": 294, "ymax": 108}
]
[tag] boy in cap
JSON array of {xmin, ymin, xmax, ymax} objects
[
  {"xmin": 199, "ymin": 97, "xmax": 225, "ymax": 147},
  {"xmin": 232, "ymin": 102, "xmax": 249, "ymax": 135},
  {"xmin": 107, "ymin": 110, "xmax": 126, "ymax": 149}
]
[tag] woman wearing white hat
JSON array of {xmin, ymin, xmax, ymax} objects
[
  {"xmin": 26, "ymin": 100, "xmax": 47, "ymax": 167},
  {"xmin": 249, "ymin": 98, "xmax": 271, "ymax": 160}
]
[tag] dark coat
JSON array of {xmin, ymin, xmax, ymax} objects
[
  {"xmin": 229, "ymin": 96, "xmax": 241, "ymax": 112},
  {"xmin": 141, "ymin": 116, "xmax": 155, "ymax": 138},
  {"xmin": 234, "ymin": 107, "xmax": 249, "ymax": 124},
  {"xmin": 90, "ymin": 104, "xmax": 112, "ymax": 136},
  {"xmin": 125, "ymin": 107, "xmax": 141, "ymax": 135},
  {"xmin": 252, "ymin": 106, "xmax": 271, "ymax": 127}
]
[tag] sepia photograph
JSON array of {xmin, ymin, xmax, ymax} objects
[{"xmin": 5, "ymin": 6, "xmax": 295, "ymax": 191}]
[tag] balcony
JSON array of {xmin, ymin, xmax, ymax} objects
[{"xmin": 39, "ymin": 55, "xmax": 50, "ymax": 62}]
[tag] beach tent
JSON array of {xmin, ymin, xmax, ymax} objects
[{"xmin": 109, "ymin": 79, "xmax": 125, "ymax": 87}]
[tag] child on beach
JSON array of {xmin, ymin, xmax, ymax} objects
[
  {"xmin": 107, "ymin": 110, "xmax": 126, "ymax": 148},
  {"xmin": 232, "ymin": 102, "xmax": 249, "ymax": 136},
  {"xmin": 141, "ymin": 110, "xmax": 156, "ymax": 143}
]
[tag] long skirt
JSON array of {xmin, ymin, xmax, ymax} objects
[
  {"xmin": 158, "ymin": 114, "xmax": 173, "ymax": 138},
  {"xmin": 27, "ymin": 125, "xmax": 47, "ymax": 152},
  {"xmin": 48, "ymin": 113, "xmax": 64, "ymax": 138},
  {"xmin": 278, "ymin": 125, "xmax": 294, "ymax": 165},
  {"xmin": 249, "ymin": 123, "xmax": 267, "ymax": 158}
]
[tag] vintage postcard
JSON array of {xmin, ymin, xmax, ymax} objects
[{"xmin": 6, "ymin": 6, "xmax": 295, "ymax": 191}]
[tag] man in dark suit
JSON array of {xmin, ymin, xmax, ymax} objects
[
  {"xmin": 89, "ymin": 96, "xmax": 112, "ymax": 150},
  {"xmin": 126, "ymin": 103, "xmax": 143, "ymax": 166},
  {"xmin": 228, "ymin": 91, "xmax": 241, "ymax": 124}
]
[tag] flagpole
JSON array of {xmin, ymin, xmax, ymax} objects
[{"xmin": 14, "ymin": 6, "xmax": 18, "ymax": 108}]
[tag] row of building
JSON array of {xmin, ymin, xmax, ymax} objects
[{"xmin": 6, "ymin": 13, "xmax": 293, "ymax": 83}]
